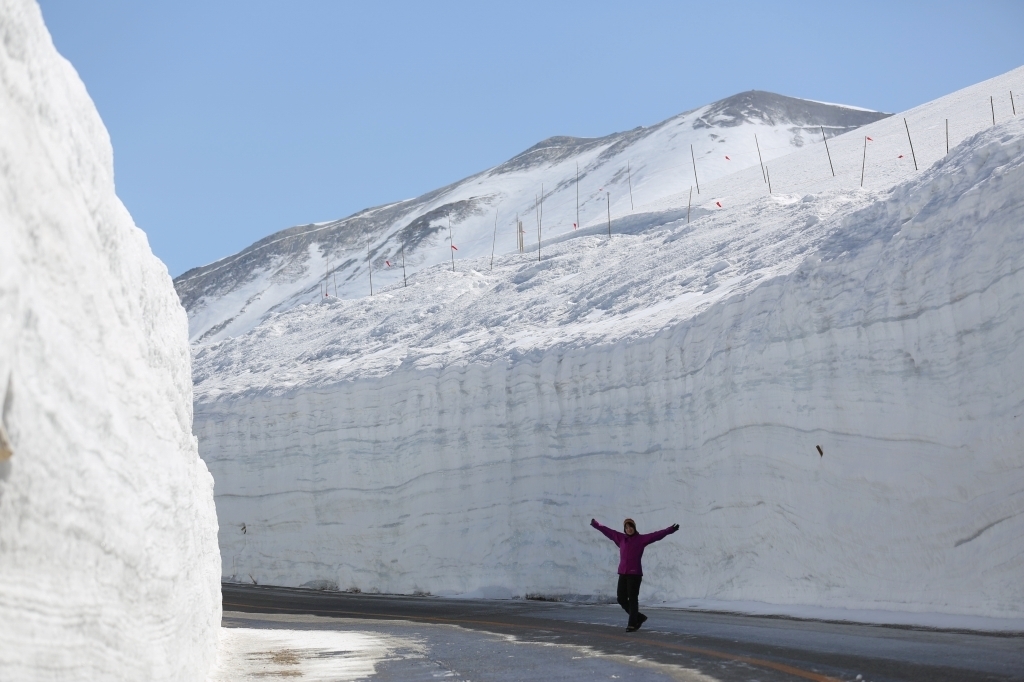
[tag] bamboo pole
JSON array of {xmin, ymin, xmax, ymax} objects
[
  {"xmin": 991, "ymin": 95, "xmax": 996, "ymax": 125},
  {"xmin": 946, "ymin": 119, "xmax": 949, "ymax": 154},
  {"xmin": 490, "ymin": 208, "xmax": 498, "ymax": 271},
  {"xmin": 755, "ymin": 134, "xmax": 765, "ymax": 182},
  {"xmin": 861, "ymin": 136, "xmax": 868, "ymax": 187},
  {"xmin": 1012, "ymin": 91, "xmax": 1017, "ymax": 116},
  {"xmin": 904, "ymin": 118, "xmax": 918, "ymax": 171},
  {"xmin": 820, "ymin": 126, "xmax": 835, "ymax": 177},
  {"xmin": 448, "ymin": 212, "xmax": 455, "ymax": 273},
  {"xmin": 576, "ymin": 162, "xmax": 580, "ymax": 229},
  {"xmin": 401, "ymin": 242, "xmax": 407, "ymax": 287},
  {"xmin": 687, "ymin": 186, "xmax": 692, "ymax": 223},
  {"xmin": 690, "ymin": 144, "xmax": 700, "ymax": 194},
  {"xmin": 766, "ymin": 165, "xmax": 772, "ymax": 194}
]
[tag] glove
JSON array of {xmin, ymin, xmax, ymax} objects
[
  {"xmin": 591, "ymin": 518, "xmax": 599, "ymax": 527},
  {"xmin": 671, "ymin": 523, "xmax": 680, "ymax": 532}
]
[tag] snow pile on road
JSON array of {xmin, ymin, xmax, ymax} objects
[
  {"xmin": 0, "ymin": 1, "xmax": 220, "ymax": 679},
  {"xmin": 210, "ymin": 627, "xmax": 398, "ymax": 682},
  {"xmin": 195, "ymin": 66, "xmax": 1024, "ymax": 625}
]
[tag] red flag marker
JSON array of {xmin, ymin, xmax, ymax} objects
[
  {"xmin": 898, "ymin": 154, "xmax": 904, "ymax": 158},
  {"xmin": 451, "ymin": 245, "xmax": 458, "ymax": 251},
  {"xmin": 715, "ymin": 201, "xmax": 722, "ymax": 208},
  {"xmin": 573, "ymin": 223, "xmax": 577, "ymax": 229},
  {"xmin": 866, "ymin": 136, "xmax": 873, "ymax": 141},
  {"xmin": 725, "ymin": 155, "xmax": 731, "ymax": 160},
  {"xmin": 385, "ymin": 260, "xmax": 391, "ymax": 267}
]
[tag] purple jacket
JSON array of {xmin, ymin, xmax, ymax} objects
[{"xmin": 591, "ymin": 519, "xmax": 677, "ymax": 575}]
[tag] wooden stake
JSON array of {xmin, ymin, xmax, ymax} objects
[
  {"xmin": 686, "ymin": 186, "xmax": 692, "ymax": 223},
  {"xmin": 490, "ymin": 208, "xmax": 498, "ymax": 271},
  {"xmin": 1012, "ymin": 91, "xmax": 1017, "ymax": 116},
  {"xmin": 766, "ymin": 165, "xmax": 772, "ymax": 194},
  {"xmin": 904, "ymin": 118, "xmax": 918, "ymax": 171},
  {"xmin": 606, "ymin": 192, "xmax": 611, "ymax": 237},
  {"xmin": 861, "ymin": 136, "xmax": 867, "ymax": 187},
  {"xmin": 627, "ymin": 160, "xmax": 634, "ymax": 210},
  {"xmin": 755, "ymin": 134, "xmax": 765, "ymax": 182},
  {"xmin": 401, "ymin": 242, "xmax": 407, "ymax": 287},
  {"xmin": 820, "ymin": 126, "xmax": 835, "ymax": 177},
  {"xmin": 991, "ymin": 95, "xmax": 996, "ymax": 125},
  {"xmin": 448, "ymin": 212, "xmax": 455, "ymax": 273},
  {"xmin": 690, "ymin": 144, "xmax": 700, "ymax": 194}
]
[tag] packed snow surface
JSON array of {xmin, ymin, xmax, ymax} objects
[
  {"xmin": 194, "ymin": 68, "xmax": 1024, "ymax": 624},
  {"xmin": 0, "ymin": 1, "xmax": 220, "ymax": 679}
]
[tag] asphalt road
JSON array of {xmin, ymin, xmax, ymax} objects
[{"xmin": 222, "ymin": 583, "xmax": 1024, "ymax": 682}]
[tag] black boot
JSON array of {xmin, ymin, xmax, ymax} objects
[{"xmin": 636, "ymin": 613, "xmax": 648, "ymax": 630}]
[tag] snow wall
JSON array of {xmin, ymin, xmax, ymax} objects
[
  {"xmin": 204, "ymin": 127, "xmax": 1023, "ymax": 627},
  {"xmin": 0, "ymin": 1, "xmax": 221, "ymax": 679},
  {"xmin": 200, "ymin": 117, "xmax": 1024, "ymax": 621}
]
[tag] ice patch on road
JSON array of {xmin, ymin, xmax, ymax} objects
[{"xmin": 210, "ymin": 626, "xmax": 413, "ymax": 681}]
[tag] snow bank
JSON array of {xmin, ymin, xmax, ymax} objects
[
  {"xmin": 198, "ymin": 110, "xmax": 1024, "ymax": 622},
  {"xmin": 0, "ymin": 1, "xmax": 220, "ymax": 679}
]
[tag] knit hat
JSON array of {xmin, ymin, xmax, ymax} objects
[{"xmin": 623, "ymin": 518, "xmax": 636, "ymax": 530}]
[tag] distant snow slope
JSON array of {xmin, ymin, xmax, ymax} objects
[
  {"xmin": 193, "ymin": 66, "xmax": 1024, "ymax": 625},
  {"xmin": 175, "ymin": 91, "xmax": 889, "ymax": 345},
  {"xmin": 0, "ymin": 1, "xmax": 220, "ymax": 679}
]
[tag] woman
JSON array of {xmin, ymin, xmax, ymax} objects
[{"xmin": 591, "ymin": 517, "xmax": 679, "ymax": 631}]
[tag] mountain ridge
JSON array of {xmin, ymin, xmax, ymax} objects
[{"xmin": 175, "ymin": 89, "xmax": 889, "ymax": 344}]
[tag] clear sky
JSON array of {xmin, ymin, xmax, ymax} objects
[{"xmin": 38, "ymin": 1, "xmax": 1024, "ymax": 277}]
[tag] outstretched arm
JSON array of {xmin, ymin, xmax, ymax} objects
[
  {"xmin": 641, "ymin": 523, "xmax": 680, "ymax": 546},
  {"xmin": 591, "ymin": 518, "xmax": 624, "ymax": 544}
]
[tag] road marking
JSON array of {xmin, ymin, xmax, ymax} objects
[{"xmin": 223, "ymin": 599, "xmax": 842, "ymax": 682}]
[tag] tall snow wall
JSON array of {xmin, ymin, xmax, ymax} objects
[
  {"xmin": 0, "ymin": 1, "xmax": 221, "ymax": 679},
  {"xmin": 198, "ymin": 123, "xmax": 1024, "ymax": 620}
]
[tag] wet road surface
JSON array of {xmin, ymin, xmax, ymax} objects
[{"xmin": 222, "ymin": 584, "xmax": 1023, "ymax": 681}]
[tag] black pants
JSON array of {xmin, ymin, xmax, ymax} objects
[{"xmin": 616, "ymin": 574, "xmax": 643, "ymax": 626}]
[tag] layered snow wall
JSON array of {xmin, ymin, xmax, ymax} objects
[
  {"xmin": 198, "ymin": 116, "xmax": 1024, "ymax": 621},
  {"xmin": 0, "ymin": 1, "xmax": 220, "ymax": 679}
]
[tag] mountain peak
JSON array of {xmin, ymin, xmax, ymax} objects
[{"xmin": 696, "ymin": 90, "xmax": 887, "ymax": 129}]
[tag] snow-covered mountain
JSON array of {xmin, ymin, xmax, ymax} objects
[
  {"xmin": 175, "ymin": 92, "xmax": 888, "ymax": 344},
  {"xmin": 190, "ymin": 66, "xmax": 1024, "ymax": 627},
  {"xmin": 0, "ymin": 1, "xmax": 220, "ymax": 679}
]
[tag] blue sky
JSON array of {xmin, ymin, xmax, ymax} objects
[{"xmin": 39, "ymin": 1, "xmax": 1023, "ymax": 277}]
